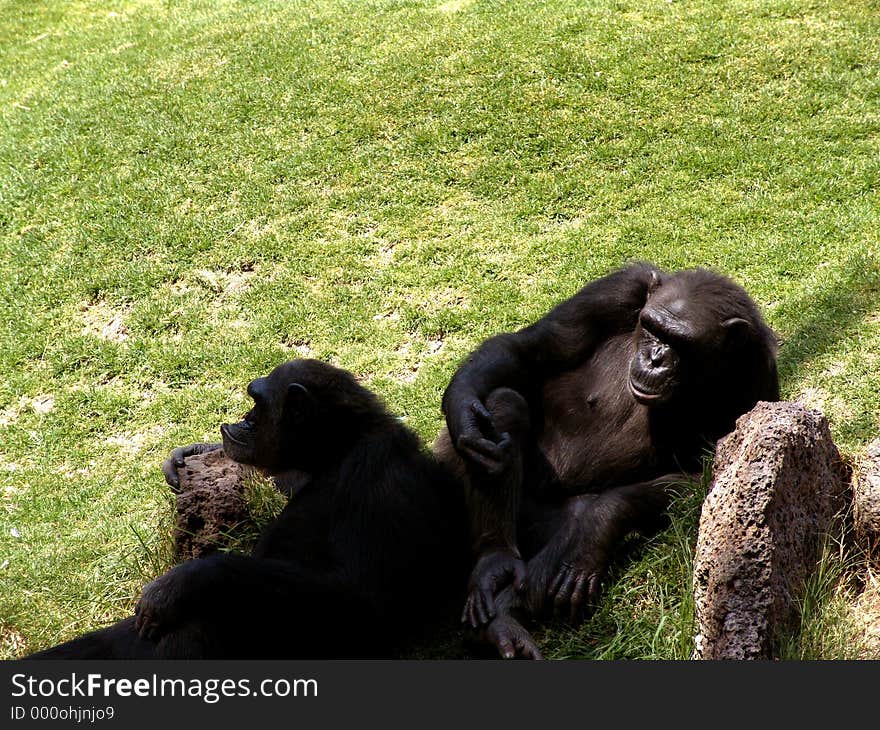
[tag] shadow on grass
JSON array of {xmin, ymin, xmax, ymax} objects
[{"xmin": 775, "ymin": 251, "xmax": 880, "ymax": 391}]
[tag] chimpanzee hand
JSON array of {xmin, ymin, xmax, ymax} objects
[
  {"xmin": 453, "ymin": 399, "xmax": 513, "ymax": 476},
  {"xmin": 462, "ymin": 549, "xmax": 526, "ymax": 628},
  {"xmin": 134, "ymin": 562, "xmax": 204, "ymax": 641},
  {"xmin": 546, "ymin": 529, "xmax": 607, "ymax": 625},
  {"xmin": 484, "ymin": 614, "xmax": 543, "ymax": 660},
  {"xmin": 161, "ymin": 442, "xmax": 222, "ymax": 492}
]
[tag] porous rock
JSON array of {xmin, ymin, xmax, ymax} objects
[
  {"xmin": 693, "ymin": 401, "xmax": 849, "ymax": 660},
  {"xmin": 174, "ymin": 448, "xmax": 254, "ymax": 560},
  {"xmin": 853, "ymin": 439, "xmax": 880, "ymax": 557}
]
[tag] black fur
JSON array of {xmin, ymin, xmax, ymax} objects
[
  {"xmin": 30, "ymin": 360, "xmax": 468, "ymax": 659},
  {"xmin": 436, "ymin": 263, "xmax": 779, "ymax": 657}
]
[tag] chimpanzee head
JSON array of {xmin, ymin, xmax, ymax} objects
[
  {"xmin": 628, "ymin": 268, "xmax": 778, "ymax": 408},
  {"xmin": 221, "ymin": 359, "xmax": 385, "ymax": 471}
]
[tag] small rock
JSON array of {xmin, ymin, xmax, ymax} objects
[{"xmin": 173, "ymin": 449, "xmax": 253, "ymax": 560}]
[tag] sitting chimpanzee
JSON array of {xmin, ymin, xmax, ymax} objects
[
  {"xmin": 434, "ymin": 262, "xmax": 779, "ymax": 658},
  {"xmin": 30, "ymin": 360, "xmax": 468, "ymax": 658}
]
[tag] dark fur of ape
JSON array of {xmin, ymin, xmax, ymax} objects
[
  {"xmin": 435, "ymin": 262, "xmax": 779, "ymax": 658},
  {"xmin": 30, "ymin": 360, "xmax": 468, "ymax": 659}
]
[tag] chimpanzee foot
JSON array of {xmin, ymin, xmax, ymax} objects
[{"xmin": 483, "ymin": 614, "xmax": 543, "ymax": 660}]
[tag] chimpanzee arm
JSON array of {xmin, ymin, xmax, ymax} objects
[
  {"xmin": 442, "ymin": 263, "xmax": 657, "ymax": 455},
  {"xmin": 134, "ymin": 553, "xmax": 361, "ymax": 642}
]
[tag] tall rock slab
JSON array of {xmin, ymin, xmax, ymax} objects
[{"xmin": 693, "ymin": 401, "xmax": 849, "ymax": 659}]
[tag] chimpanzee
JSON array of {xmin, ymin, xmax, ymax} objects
[
  {"xmin": 29, "ymin": 360, "xmax": 468, "ymax": 658},
  {"xmin": 435, "ymin": 262, "xmax": 779, "ymax": 658}
]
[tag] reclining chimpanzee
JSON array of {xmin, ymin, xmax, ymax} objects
[
  {"xmin": 31, "ymin": 360, "xmax": 468, "ymax": 658},
  {"xmin": 435, "ymin": 262, "xmax": 779, "ymax": 658}
]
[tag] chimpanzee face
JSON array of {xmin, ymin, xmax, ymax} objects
[
  {"xmin": 629, "ymin": 324, "xmax": 681, "ymax": 405},
  {"xmin": 221, "ymin": 376, "xmax": 276, "ymax": 466},
  {"xmin": 220, "ymin": 362, "xmax": 313, "ymax": 470},
  {"xmin": 628, "ymin": 275, "xmax": 751, "ymax": 407}
]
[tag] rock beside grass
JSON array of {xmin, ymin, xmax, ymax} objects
[
  {"xmin": 174, "ymin": 448, "xmax": 253, "ymax": 560},
  {"xmin": 693, "ymin": 401, "xmax": 850, "ymax": 660}
]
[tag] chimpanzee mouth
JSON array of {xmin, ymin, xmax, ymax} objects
[
  {"xmin": 629, "ymin": 378, "xmax": 663, "ymax": 404},
  {"xmin": 220, "ymin": 422, "xmax": 251, "ymax": 446}
]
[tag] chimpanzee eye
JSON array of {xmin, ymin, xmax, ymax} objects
[{"xmin": 639, "ymin": 318, "xmax": 664, "ymax": 344}]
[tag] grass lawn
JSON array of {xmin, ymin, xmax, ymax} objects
[{"xmin": 1, "ymin": 0, "xmax": 878, "ymax": 659}]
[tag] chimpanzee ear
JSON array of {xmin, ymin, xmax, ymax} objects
[
  {"xmin": 721, "ymin": 317, "xmax": 753, "ymax": 344},
  {"xmin": 286, "ymin": 383, "xmax": 313, "ymax": 416},
  {"xmin": 647, "ymin": 270, "xmax": 661, "ymax": 295},
  {"xmin": 288, "ymin": 382, "xmax": 309, "ymax": 397}
]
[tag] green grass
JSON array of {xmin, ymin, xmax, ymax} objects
[
  {"xmin": 1, "ymin": 0, "xmax": 879, "ymax": 658},
  {"xmin": 777, "ymin": 533, "xmax": 870, "ymax": 660}
]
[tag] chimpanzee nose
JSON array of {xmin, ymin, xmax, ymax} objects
[{"xmin": 650, "ymin": 344, "xmax": 666, "ymax": 367}]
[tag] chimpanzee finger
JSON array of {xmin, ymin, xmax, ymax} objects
[
  {"xmin": 461, "ymin": 595, "xmax": 472, "ymax": 625},
  {"xmin": 476, "ymin": 589, "xmax": 495, "ymax": 626},
  {"xmin": 458, "ymin": 438, "xmax": 507, "ymax": 475},
  {"xmin": 588, "ymin": 574, "xmax": 601, "ymax": 605},
  {"xmin": 496, "ymin": 431, "xmax": 513, "ymax": 456},
  {"xmin": 496, "ymin": 634, "xmax": 516, "ymax": 660},
  {"xmin": 469, "ymin": 600, "xmax": 480, "ymax": 629},
  {"xmin": 458, "ymin": 435, "xmax": 504, "ymax": 460},
  {"xmin": 513, "ymin": 559, "xmax": 527, "ymax": 594},
  {"xmin": 548, "ymin": 566, "xmax": 568, "ymax": 600},
  {"xmin": 470, "ymin": 400, "xmax": 501, "ymax": 441},
  {"xmin": 553, "ymin": 571, "xmax": 577, "ymax": 618},
  {"xmin": 569, "ymin": 575, "xmax": 589, "ymax": 624},
  {"xmin": 162, "ymin": 459, "xmax": 181, "ymax": 490},
  {"xmin": 515, "ymin": 634, "xmax": 544, "ymax": 661},
  {"xmin": 461, "ymin": 593, "xmax": 480, "ymax": 629}
]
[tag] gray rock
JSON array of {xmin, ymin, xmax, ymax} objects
[
  {"xmin": 692, "ymin": 401, "xmax": 850, "ymax": 659},
  {"xmin": 853, "ymin": 439, "xmax": 880, "ymax": 557}
]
